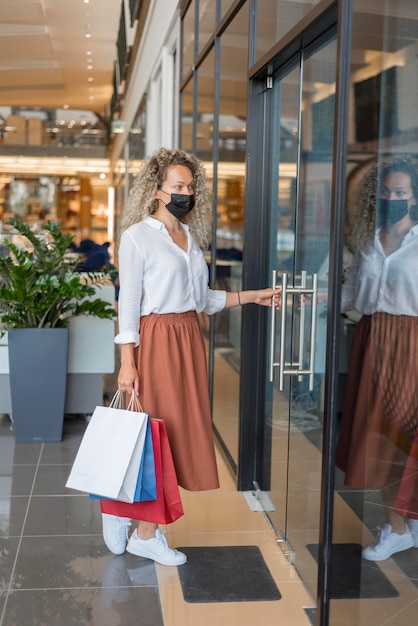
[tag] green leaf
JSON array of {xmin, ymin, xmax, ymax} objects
[{"xmin": 0, "ymin": 218, "xmax": 117, "ymax": 329}]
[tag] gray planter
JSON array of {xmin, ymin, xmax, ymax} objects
[{"xmin": 8, "ymin": 328, "xmax": 69, "ymax": 442}]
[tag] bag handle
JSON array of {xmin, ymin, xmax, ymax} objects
[{"xmin": 109, "ymin": 389, "xmax": 144, "ymax": 413}]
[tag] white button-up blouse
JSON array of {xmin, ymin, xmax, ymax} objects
[
  {"xmin": 115, "ymin": 216, "xmax": 227, "ymax": 346},
  {"xmin": 341, "ymin": 224, "xmax": 418, "ymax": 316}
]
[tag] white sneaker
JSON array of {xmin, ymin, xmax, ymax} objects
[
  {"xmin": 126, "ymin": 529, "xmax": 187, "ymax": 566},
  {"xmin": 102, "ymin": 513, "xmax": 132, "ymax": 555},
  {"xmin": 406, "ymin": 519, "xmax": 418, "ymax": 548},
  {"xmin": 362, "ymin": 523, "xmax": 414, "ymax": 561}
]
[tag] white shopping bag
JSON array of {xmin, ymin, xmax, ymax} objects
[{"xmin": 66, "ymin": 391, "xmax": 149, "ymax": 503}]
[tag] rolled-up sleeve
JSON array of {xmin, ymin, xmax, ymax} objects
[
  {"xmin": 204, "ymin": 288, "xmax": 227, "ymax": 314},
  {"xmin": 114, "ymin": 232, "xmax": 144, "ymax": 347}
]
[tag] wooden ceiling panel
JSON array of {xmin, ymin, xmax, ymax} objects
[
  {"xmin": 0, "ymin": 1, "xmax": 46, "ymax": 23},
  {"xmin": 0, "ymin": 33, "xmax": 54, "ymax": 62},
  {"xmin": 0, "ymin": 0, "xmax": 120, "ymax": 112}
]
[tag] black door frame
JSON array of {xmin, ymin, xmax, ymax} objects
[{"xmin": 238, "ymin": 1, "xmax": 353, "ymax": 624}]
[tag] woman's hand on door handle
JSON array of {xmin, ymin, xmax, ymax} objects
[{"xmin": 225, "ymin": 287, "xmax": 281, "ymax": 309}]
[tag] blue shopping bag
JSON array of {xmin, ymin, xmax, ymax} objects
[{"xmin": 134, "ymin": 419, "xmax": 157, "ymax": 502}]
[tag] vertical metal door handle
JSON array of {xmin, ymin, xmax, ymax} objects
[
  {"xmin": 308, "ymin": 273, "xmax": 318, "ymax": 390},
  {"xmin": 269, "ymin": 271, "xmax": 318, "ymax": 392},
  {"xmin": 279, "ymin": 273, "xmax": 288, "ymax": 391},
  {"xmin": 297, "ymin": 270, "xmax": 307, "ymax": 380},
  {"xmin": 268, "ymin": 270, "xmax": 277, "ymax": 382}
]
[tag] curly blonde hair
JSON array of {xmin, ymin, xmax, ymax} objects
[
  {"xmin": 119, "ymin": 148, "xmax": 212, "ymax": 248},
  {"xmin": 345, "ymin": 154, "xmax": 418, "ymax": 253}
]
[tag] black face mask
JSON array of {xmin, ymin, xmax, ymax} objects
[
  {"xmin": 160, "ymin": 190, "xmax": 195, "ymax": 218},
  {"xmin": 377, "ymin": 198, "xmax": 409, "ymax": 225}
]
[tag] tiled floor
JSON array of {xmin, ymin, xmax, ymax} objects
[
  {"xmin": 2, "ymin": 340, "xmax": 417, "ymax": 626},
  {"xmin": 0, "ymin": 414, "xmax": 314, "ymax": 626}
]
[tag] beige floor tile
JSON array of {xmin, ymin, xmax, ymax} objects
[
  {"xmin": 171, "ymin": 491, "xmax": 273, "ymax": 534},
  {"xmin": 328, "ymin": 594, "xmax": 418, "ymax": 626},
  {"xmin": 158, "ymin": 581, "xmax": 313, "ymax": 626}
]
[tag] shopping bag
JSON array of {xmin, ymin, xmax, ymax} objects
[
  {"xmin": 92, "ymin": 417, "xmax": 157, "ymax": 503},
  {"xmin": 66, "ymin": 391, "xmax": 149, "ymax": 503},
  {"xmin": 134, "ymin": 419, "xmax": 157, "ymax": 502},
  {"xmin": 100, "ymin": 418, "xmax": 184, "ymax": 524}
]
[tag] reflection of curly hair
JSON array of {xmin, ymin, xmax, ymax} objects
[
  {"xmin": 345, "ymin": 154, "xmax": 418, "ymax": 253},
  {"xmin": 119, "ymin": 148, "xmax": 212, "ymax": 248}
]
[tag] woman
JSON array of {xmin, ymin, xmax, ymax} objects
[
  {"xmin": 101, "ymin": 148, "xmax": 281, "ymax": 566},
  {"xmin": 337, "ymin": 154, "xmax": 418, "ymax": 561}
]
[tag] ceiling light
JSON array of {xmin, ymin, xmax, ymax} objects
[
  {"xmin": 99, "ymin": 173, "xmax": 106, "ymax": 179},
  {"xmin": 88, "ymin": 96, "xmax": 95, "ymax": 101},
  {"xmin": 88, "ymin": 77, "xmax": 94, "ymax": 82},
  {"xmin": 84, "ymin": 0, "xmax": 91, "ymax": 4},
  {"xmin": 87, "ymin": 64, "xmax": 93, "ymax": 70},
  {"xmin": 86, "ymin": 50, "xmax": 92, "ymax": 56},
  {"xmin": 85, "ymin": 32, "xmax": 91, "ymax": 38},
  {"xmin": 63, "ymin": 104, "xmax": 69, "ymax": 110}
]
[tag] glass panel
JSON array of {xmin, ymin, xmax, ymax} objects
[
  {"xmin": 198, "ymin": 0, "xmax": 216, "ymax": 55},
  {"xmin": 182, "ymin": 2, "xmax": 195, "ymax": 80},
  {"xmin": 128, "ymin": 96, "xmax": 147, "ymax": 187},
  {"xmin": 180, "ymin": 78, "xmax": 194, "ymax": 152},
  {"xmin": 221, "ymin": 0, "xmax": 237, "ymax": 19},
  {"xmin": 331, "ymin": 2, "xmax": 418, "ymax": 624},
  {"xmin": 212, "ymin": 2, "xmax": 249, "ymax": 465},
  {"xmin": 286, "ymin": 38, "xmax": 336, "ymax": 598},
  {"xmin": 266, "ymin": 63, "xmax": 300, "ymax": 538},
  {"xmin": 256, "ymin": 0, "xmax": 323, "ymax": 62},
  {"xmin": 266, "ymin": 36, "xmax": 337, "ymax": 601},
  {"xmin": 196, "ymin": 48, "xmax": 215, "ymax": 161}
]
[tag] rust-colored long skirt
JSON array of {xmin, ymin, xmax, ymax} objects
[
  {"xmin": 101, "ymin": 311, "xmax": 219, "ymax": 522},
  {"xmin": 336, "ymin": 313, "xmax": 418, "ymax": 520}
]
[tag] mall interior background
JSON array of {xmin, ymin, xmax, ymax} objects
[{"xmin": 1, "ymin": 1, "xmax": 417, "ymax": 625}]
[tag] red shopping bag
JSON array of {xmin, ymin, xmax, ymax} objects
[{"xmin": 100, "ymin": 419, "xmax": 184, "ymax": 524}]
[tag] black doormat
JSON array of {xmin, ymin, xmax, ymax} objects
[
  {"xmin": 177, "ymin": 546, "xmax": 281, "ymax": 603},
  {"xmin": 307, "ymin": 543, "xmax": 399, "ymax": 599}
]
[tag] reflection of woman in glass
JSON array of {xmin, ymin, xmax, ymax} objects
[{"xmin": 337, "ymin": 155, "xmax": 418, "ymax": 561}]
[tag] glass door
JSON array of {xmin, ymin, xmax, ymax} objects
[{"xmin": 265, "ymin": 37, "xmax": 337, "ymax": 600}]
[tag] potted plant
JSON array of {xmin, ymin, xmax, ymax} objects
[{"xmin": 0, "ymin": 217, "xmax": 117, "ymax": 442}]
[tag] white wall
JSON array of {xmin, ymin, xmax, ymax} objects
[{"xmin": 110, "ymin": 0, "xmax": 180, "ymax": 169}]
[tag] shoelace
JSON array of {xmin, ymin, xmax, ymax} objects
[
  {"xmin": 376, "ymin": 525, "xmax": 389, "ymax": 541},
  {"xmin": 156, "ymin": 530, "xmax": 169, "ymax": 548},
  {"xmin": 155, "ymin": 529, "xmax": 178, "ymax": 555},
  {"xmin": 115, "ymin": 519, "xmax": 131, "ymax": 542}
]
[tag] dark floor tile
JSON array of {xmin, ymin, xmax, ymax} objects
[
  {"xmin": 3, "ymin": 587, "xmax": 163, "ymax": 626},
  {"xmin": 0, "ymin": 537, "xmax": 20, "ymax": 590},
  {"xmin": 307, "ymin": 543, "xmax": 399, "ymax": 599},
  {"xmin": 391, "ymin": 549, "xmax": 418, "ymax": 588},
  {"xmin": 23, "ymin": 495, "xmax": 102, "ymax": 536},
  {"xmin": 102, "ymin": 553, "xmax": 158, "ymax": 587},
  {"xmin": 0, "ymin": 465, "xmax": 37, "ymax": 497},
  {"xmin": 338, "ymin": 491, "xmax": 386, "ymax": 531},
  {"xmin": 13, "ymin": 535, "xmax": 110, "ymax": 589},
  {"xmin": 11, "ymin": 442, "xmax": 43, "ymax": 464},
  {"xmin": 32, "ymin": 464, "xmax": 73, "ymax": 496},
  {"xmin": 0, "ymin": 426, "xmax": 42, "ymax": 464},
  {"xmin": 0, "ymin": 497, "xmax": 29, "ymax": 538},
  {"xmin": 39, "ymin": 424, "xmax": 87, "ymax": 465},
  {"xmin": 12, "ymin": 536, "xmax": 158, "ymax": 591}
]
